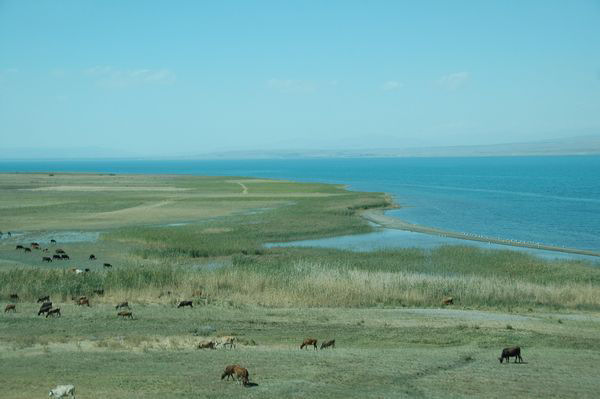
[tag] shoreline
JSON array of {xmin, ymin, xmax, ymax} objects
[{"xmin": 361, "ymin": 208, "xmax": 600, "ymax": 258}]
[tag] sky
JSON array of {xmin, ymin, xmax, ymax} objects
[{"xmin": 1, "ymin": 0, "xmax": 600, "ymax": 157}]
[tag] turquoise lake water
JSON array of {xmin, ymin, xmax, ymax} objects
[{"xmin": 1, "ymin": 156, "xmax": 599, "ymax": 255}]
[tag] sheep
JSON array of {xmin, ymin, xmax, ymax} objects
[
  {"xmin": 37, "ymin": 295, "xmax": 50, "ymax": 303},
  {"xmin": 118, "ymin": 311, "xmax": 133, "ymax": 319},
  {"xmin": 197, "ymin": 340, "xmax": 216, "ymax": 349},
  {"xmin": 499, "ymin": 346, "xmax": 523, "ymax": 363},
  {"xmin": 4, "ymin": 304, "xmax": 16, "ymax": 313},
  {"xmin": 300, "ymin": 338, "xmax": 318, "ymax": 350},
  {"xmin": 218, "ymin": 336, "xmax": 236, "ymax": 349},
  {"xmin": 74, "ymin": 269, "xmax": 84, "ymax": 274},
  {"xmin": 115, "ymin": 301, "xmax": 129, "ymax": 310},
  {"xmin": 320, "ymin": 339, "xmax": 335, "ymax": 349},
  {"xmin": 177, "ymin": 300, "xmax": 193, "ymax": 308},
  {"xmin": 48, "ymin": 384, "xmax": 75, "ymax": 398},
  {"xmin": 46, "ymin": 308, "xmax": 61, "ymax": 318},
  {"xmin": 442, "ymin": 297, "xmax": 454, "ymax": 305}
]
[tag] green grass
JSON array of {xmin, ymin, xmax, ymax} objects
[{"xmin": 1, "ymin": 173, "xmax": 599, "ymax": 398}]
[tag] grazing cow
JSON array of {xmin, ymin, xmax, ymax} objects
[
  {"xmin": 103, "ymin": 263, "xmax": 112, "ymax": 268},
  {"xmin": 177, "ymin": 300, "xmax": 193, "ymax": 308},
  {"xmin": 77, "ymin": 298, "xmax": 90, "ymax": 306},
  {"xmin": 16, "ymin": 245, "xmax": 24, "ymax": 250},
  {"xmin": 38, "ymin": 302, "xmax": 52, "ymax": 316},
  {"xmin": 118, "ymin": 311, "xmax": 133, "ymax": 319},
  {"xmin": 442, "ymin": 297, "xmax": 454, "ymax": 305},
  {"xmin": 218, "ymin": 336, "xmax": 236, "ymax": 349},
  {"xmin": 52, "ymin": 254, "xmax": 62, "ymax": 260},
  {"xmin": 320, "ymin": 339, "xmax": 335, "ymax": 349},
  {"xmin": 46, "ymin": 308, "xmax": 61, "ymax": 318},
  {"xmin": 499, "ymin": 346, "xmax": 523, "ymax": 363},
  {"xmin": 48, "ymin": 384, "xmax": 75, "ymax": 398},
  {"xmin": 9, "ymin": 293, "xmax": 19, "ymax": 301},
  {"xmin": 233, "ymin": 365, "xmax": 250, "ymax": 386},
  {"xmin": 115, "ymin": 301, "xmax": 129, "ymax": 310},
  {"xmin": 61, "ymin": 254, "xmax": 70, "ymax": 260},
  {"xmin": 197, "ymin": 340, "xmax": 216, "ymax": 349},
  {"xmin": 221, "ymin": 365, "xmax": 238, "ymax": 381},
  {"xmin": 24, "ymin": 248, "xmax": 32, "ymax": 252},
  {"xmin": 4, "ymin": 304, "xmax": 16, "ymax": 313},
  {"xmin": 55, "ymin": 249, "xmax": 65, "ymax": 254},
  {"xmin": 31, "ymin": 242, "xmax": 40, "ymax": 248},
  {"xmin": 93, "ymin": 289, "xmax": 104, "ymax": 296},
  {"xmin": 300, "ymin": 338, "xmax": 318, "ymax": 350},
  {"xmin": 84, "ymin": 268, "xmax": 90, "ymax": 272},
  {"xmin": 37, "ymin": 295, "xmax": 50, "ymax": 303},
  {"xmin": 7, "ymin": 231, "xmax": 11, "ymax": 237},
  {"xmin": 50, "ymin": 239, "xmax": 57, "ymax": 244},
  {"xmin": 89, "ymin": 254, "xmax": 96, "ymax": 260},
  {"xmin": 42, "ymin": 256, "xmax": 53, "ymax": 263}
]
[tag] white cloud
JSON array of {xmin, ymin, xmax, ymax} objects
[
  {"xmin": 437, "ymin": 72, "xmax": 469, "ymax": 90},
  {"xmin": 382, "ymin": 80, "xmax": 403, "ymax": 91},
  {"xmin": 267, "ymin": 79, "xmax": 316, "ymax": 93},
  {"xmin": 84, "ymin": 66, "xmax": 175, "ymax": 88}
]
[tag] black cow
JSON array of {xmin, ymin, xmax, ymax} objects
[
  {"xmin": 89, "ymin": 254, "xmax": 96, "ymax": 260},
  {"xmin": 46, "ymin": 308, "xmax": 61, "ymax": 318},
  {"xmin": 55, "ymin": 249, "xmax": 65, "ymax": 254},
  {"xmin": 50, "ymin": 239, "xmax": 56, "ymax": 244},
  {"xmin": 499, "ymin": 347, "xmax": 524, "ymax": 363},
  {"xmin": 115, "ymin": 301, "xmax": 129, "ymax": 310},
  {"xmin": 42, "ymin": 257, "xmax": 53, "ymax": 263},
  {"xmin": 94, "ymin": 289, "xmax": 104, "ymax": 296},
  {"xmin": 38, "ymin": 302, "xmax": 52, "ymax": 316},
  {"xmin": 24, "ymin": 248, "xmax": 32, "ymax": 252},
  {"xmin": 52, "ymin": 254, "xmax": 62, "ymax": 260},
  {"xmin": 9, "ymin": 294, "xmax": 19, "ymax": 301},
  {"xmin": 177, "ymin": 300, "xmax": 193, "ymax": 308},
  {"xmin": 15, "ymin": 245, "xmax": 24, "ymax": 250},
  {"xmin": 61, "ymin": 254, "xmax": 70, "ymax": 260},
  {"xmin": 103, "ymin": 263, "xmax": 112, "ymax": 268}
]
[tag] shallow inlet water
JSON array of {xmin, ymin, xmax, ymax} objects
[{"xmin": 265, "ymin": 228, "xmax": 600, "ymax": 263}]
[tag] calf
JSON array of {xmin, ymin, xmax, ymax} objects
[
  {"xmin": 48, "ymin": 384, "xmax": 75, "ymax": 398},
  {"xmin": 115, "ymin": 301, "xmax": 129, "ymax": 310},
  {"xmin": 499, "ymin": 346, "xmax": 523, "ymax": 363},
  {"xmin": 46, "ymin": 308, "xmax": 61, "ymax": 318},
  {"xmin": 4, "ymin": 304, "xmax": 16, "ymax": 313},
  {"xmin": 42, "ymin": 256, "xmax": 53, "ymax": 263},
  {"xmin": 177, "ymin": 300, "xmax": 193, "ymax": 308},
  {"xmin": 89, "ymin": 254, "xmax": 96, "ymax": 260},
  {"xmin": 103, "ymin": 263, "xmax": 112, "ymax": 268},
  {"xmin": 118, "ymin": 311, "xmax": 133, "ymax": 319},
  {"xmin": 38, "ymin": 302, "xmax": 52, "ymax": 316},
  {"xmin": 300, "ymin": 338, "xmax": 318, "ymax": 350},
  {"xmin": 37, "ymin": 295, "xmax": 50, "ymax": 303},
  {"xmin": 320, "ymin": 339, "xmax": 335, "ymax": 349}
]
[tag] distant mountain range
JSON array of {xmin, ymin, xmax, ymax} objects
[
  {"xmin": 2, "ymin": 135, "xmax": 600, "ymax": 160},
  {"xmin": 192, "ymin": 135, "xmax": 600, "ymax": 159}
]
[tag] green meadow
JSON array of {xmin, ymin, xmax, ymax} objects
[{"xmin": 1, "ymin": 173, "xmax": 599, "ymax": 398}]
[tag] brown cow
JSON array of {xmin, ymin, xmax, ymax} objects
[
  {"xmin": 499, "ymin": 346, "xmax": 523, "ymax": 363},
  {"xmin": 118, "ymin": 311, "xmax": 133, "ymax": 319},
  {"xmin": 78, "ymin": 298, "xmax": 90, "ymax": 307},
  {"xmin": 4, "ymin": 304, "xmax": 16, "ymax": 313},
  {"xmin": 233, "ymin": 366, "xmax": 249, "ymax": 385},
  {"xmin": 221, "ymin": 365, "xmax": 238, "ymax": 381},
  {"xmin": 300, "ymin": 338, "xmax": 318, "ymax": 350}
]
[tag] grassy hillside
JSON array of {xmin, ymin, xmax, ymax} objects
[{"xmin": 0, "ymin": 173, "xmax": 599, "ymax": 398}]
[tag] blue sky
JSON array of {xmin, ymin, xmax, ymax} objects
[{"xmin": 1, "ymin": 0, "xmax": 599, "ymax": 157}]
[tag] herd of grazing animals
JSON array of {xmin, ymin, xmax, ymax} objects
[{"xmin": 3, "ymin": 235, "xmax": 527, "ymax": 394}]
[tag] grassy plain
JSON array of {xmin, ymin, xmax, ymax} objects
[{"xmin": 1, "ymin": 173, "xmax": 599, "ymax": 398}]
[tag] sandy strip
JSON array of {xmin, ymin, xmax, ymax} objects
[
  {"xmin": 25, "ymin": 185, "xmax": 190, "ymax": 192},
  {"xmin": 361, "ymin": 209, "xmax": 600, "ymax": 258}
]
